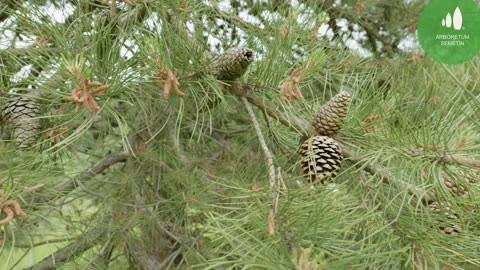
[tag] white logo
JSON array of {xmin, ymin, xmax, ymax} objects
[{"xmin": 442, "ymin": 7, "xmax": 462, "ymax": 30}]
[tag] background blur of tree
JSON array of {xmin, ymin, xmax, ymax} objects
[{"xmin": 0, "ymin": 0, "xmax": 479, "ymax": 269}]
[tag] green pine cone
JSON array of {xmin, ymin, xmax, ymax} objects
[
  {"xmin": 206, "ymin": 47, "xmax": 254, "ymax": 81},
  {"xmin": 1, "ymin": 95, "xmax": 41, "ymax": 149},
  {"xmin": 312, "ymin": 91, "xmax": 351, "ymax": 136}
]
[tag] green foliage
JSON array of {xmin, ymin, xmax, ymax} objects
[{"xmin": 0, "ymin": 0, "xmax": 479, "ymax": 269}]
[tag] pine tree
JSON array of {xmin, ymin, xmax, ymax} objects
[{"xmin": 0, "ymin": 1, "xmax": 479, "ymax": 269}]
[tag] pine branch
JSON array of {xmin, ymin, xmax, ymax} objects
[
  {"xmin": 241, "ymin": 95, "xmax": 278, "ymax": 235},
  {"xmin": 190, "ymin": 66, "xmax": 477, "ymax": 207},
  {"xmin": 81, "ymin": 236, "xmax": 114, "ymax": 270},
  {"xmin": 31, "ymin": 150, "xmax": 129, "ymax": 204},
  {"xmin": 200, "ymin": 3, "xmax": 256, "ymax": 33},
  {"xmin": 118, "ymin": 4, "xmax": 148, "ymax": 27},
  {"xmin": 23, "ymin": 223, "xmax": 106, "ymax": 270},
  {"xmin": 410, "ymin": 149, "xmax": 480, "ymax": 168},
  {"xmin": 0, "ymin": 47, "xmax": 60, "ymax": 61},
  {"xmin": 126, "ymin": 238, "xmax": 163, "ymax": 270},
  {"xmin": 241, "ymin": 96, "xmax": 275, "ymax": 192},
  {"xmin": 134, "ymin": 194, "xmax": 181, "ymax": 244},
  {"xmin": 236, "ymin": 82, "xmax": 323, "ymax": 136},
  {"xmin": 55, "ymin": 149, "xmax": 129, "ymax": 193},
  {"xmin": 233, "ymin": 82, "xmax": 432, "ymax": 201},
  {"xmin": 14, "ymin": 237, "xmax": 72, "ymax": 248},
  {"xmin": 439, "ymin": 153, "xmax": 480, "ymax": 168},
  {"xmin": 0, "ymin": 0, "xmax": 23, "ymax": 23},
  {"xmin": 318, "ymin": 1, "xmax": 399, "ymax": 55},
  {"xmin": 247, "ymin": 93, "xmax": 314, "ymax": 135},
  {"xmin": 339, "ymin": 143, "xmax": 432, "ymax": 202}
]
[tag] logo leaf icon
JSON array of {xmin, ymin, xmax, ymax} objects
[
  {"xmin": 453, "ymin": 7, "xmax": 462, "ymax": 30},
  {"xmin": 446, "ymin": 12, "xmax": 452, "ymax": 27}
]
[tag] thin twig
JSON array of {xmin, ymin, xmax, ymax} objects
[
  {"xmin": 200, "ymin": 3, "xmax": 255, "ymax": 32},
  {"xmin": 24, "ymin": 222, "xmax": 107, "ymax": 270},
  {"xmin": 30, "ymin": 150, "xmax": 129, "ymax": 204},
  {"xmin": 340, "ymin": 146, "xmax": 432, "ymax": 202},
  {"xmin": 82, "ymin": 235, "xmax": 113, "ymax": 270},
  {"xmin": 241, "ymin": 96, "xmax": 278, "ymax": 235},
  {"xmin": 440, "ymin": 154, "xmax": 480, "ymax": 168},
  {"xmin": 118, "ymin": 5, "xmax": 148, "ymax": 27},
  {"xmin": 277, "ymin": 167, "xmax": 287, "ymax": 191},
  {"xmin": 8, "ymin": 248, "xmax": 31, "ymax": 270},
  {"xmin": 110, "ymin": 0, "xmax": 116, "ymax": 17},
  {"xmin": 14, "ymin": 237, "xmax": 73, "ymax": 248},
  {"xmin": 244, "ymin": 90, "xmax": 316, "ymax": 137},
  {"xmin": 126, "ymin": 238, "xmax": 164, "ymax": 270},
  {"xmin": 135, "ymin": 194, "xmax": 181, "ymax": 243},
  {"xmin": 241, "ymin": 96, "xmax": 275, "ymax": 192},
  {"xmin": 410, "ymin": 148, "xmax": 480, "ymax": 168},
  {"xmin": 167, "ymin": 107, "xmax": 189, "ymax": 165}
]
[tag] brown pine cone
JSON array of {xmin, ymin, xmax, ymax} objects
[
  {"xmin": 206, "ymin": 47, "xmax": 254, "ymax": 81},
  {"xmin": 441, "ymin": 169, "xmax": 477, "ymax": 196},
  {"xmin": 312, "ymin": 91, "xmax": 351, "ymax": 136},
  {"xmin": 428, "ymin": 201, "xmax": 462, "ymax": 235},
  {"xmin": 1, "ymin": 95, "xmax": 41, "ymax": 149},
  {"xmin": 299, "ymin": 135, "xmax": 343, "ymax": 184},
  {"xmin": 442, "ymin": 177, "xmax": 468, "ymax": 196}
]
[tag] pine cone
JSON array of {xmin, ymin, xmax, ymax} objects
[
  {"xmin": 428, "ymin": 201, "xmax": 462, "ymax": 235},
  {"xmin": 299, "ymin": 135, "xmax": 343, "ymax": 184},
  {"xmin": 1, "ymin": 95, "xmax": 41, "ymax": 149},
  {"xmin": 206, "ymin": 47, "xmax": 254, "ymax": 80},
  {"xmin": 440, "ymin": 170, "xmax": 477, "ymax": 196},
  {"xmin": 442, "ymin": 177, "xmax": 468, "ymax": 196},
  {"xmin": 458, "ymin": 170, "xmax": 478, "ymax": 184},
  {"xmin": 312, "ymin": 91, "xmax": 351, "ymax": 136}
]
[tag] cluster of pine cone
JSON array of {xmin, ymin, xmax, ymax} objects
[
  {"xmin": 197, "ymin": 47, "xmax": 352, "ymax": 186},
  {"xmin": 427, "ymin": 201, "xmax": 462, "ymax": 235},
  {"xmin": 299, "ymin": 92, "xmax": 351, "ymax": 184},
  {"xmin": 427, "ymin": 170, "xmax": 478, "ymax": 235}
]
